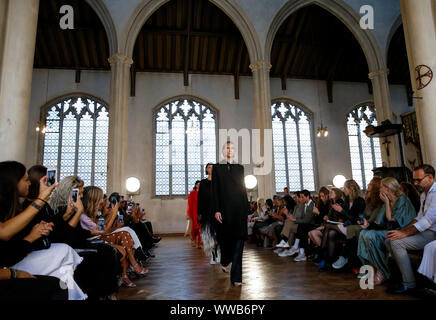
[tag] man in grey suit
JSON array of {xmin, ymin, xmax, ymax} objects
[{"xmin": 278, "ymin": 190, "xmax": 315, "ymax": 260}]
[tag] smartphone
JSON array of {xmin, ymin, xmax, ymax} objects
[
  {"xmin": 358, "ymin": 214, "xmax": 364, "ymax": 224},
  {"xmin": 71, "ymin": 188, "xmax": 79, "ymax": 202},
  {"xmin": 46, "ymin": 168, "xmax": 57, "ymax": 186},
  {"xmin": 118, "ymin": 214, "xmax": 124, "ymax": 224}
]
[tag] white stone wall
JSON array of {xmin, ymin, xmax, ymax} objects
[{"xmin": 27, "ymin": 69, "xmax": 412, "ymax": 233}]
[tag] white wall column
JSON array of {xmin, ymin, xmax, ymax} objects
[
  {"xmin": 368, "ymin": 68, "xmax": 400, "ymax": 167},
  {"xmin": 250, "ymin": 60, "xmax": 274, "ymax": 198},
  {"xmin": 107, "ymin": 53, "xmax": 133, "ymax": 195},
  {"xmin": 0, "ymin": 0, "xmax": 39, "ymax": 163},
  {"xmin": 400, "ymin": 0, "xmax": 436, "ymax": 167}
]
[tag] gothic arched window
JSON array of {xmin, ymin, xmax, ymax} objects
[
  {"xmin": 272, "ymin": 101, "xmax": 316, "ymax": 192},
  {"xmin": 41, "ymin": 96, "xmax": 109, "ymax": 191},
  {"xmin": 347, "ymin": 103, "xmax": 382, "ymax": 189},
  {"xmin": 154, "ymin": 98, "xmax": 217, "ymax": 196}
]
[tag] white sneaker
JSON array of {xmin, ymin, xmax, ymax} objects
[
  {"xmin": 278, "ymin": 249, "xmax": 293, "ymax": 257},
  {"xmin": 210, "ymin": 256, "xmax": 218, "ymax": 265},
  {"xmin": 274, "ymin": 248, "xmax": 284, "ymax": 254},
  {"xmin": 288, "ymin": 247, "xmax": 299, "ymax": 256},
  {"xmin": 332, "ymin": 256, "xmax": 348, "ymax": 269},
  {"xmin": 216, "ymin": 250, "xmax": 221, "ymax": 264},
  {"xmin": 276, "ymin": 240, "xmax": 289, "ymax": 248},
  {"xmin": 294, "ymin": 253, "xmax": 307, "ymax": 262}
]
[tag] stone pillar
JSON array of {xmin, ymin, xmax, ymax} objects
[
  {"xmin": 368, "ymin": 68, "xmax": 400, "ymax": 167},
  {"xmin": 250, "ymin": 60, "xmax": 274, "ymax": 199},
  {"xmin": 107, "ymin": 54, "xmax": 133, "ymax": 195},
  {"xmin": 400, "ymin": 0, "xmax": 436, "ymax": 167},
  {"xmin": 0, "ymin": 0, "xmax": 39, "ymax": 163}
]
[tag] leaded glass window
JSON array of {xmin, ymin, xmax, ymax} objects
[
  {"xmin": 155, "ymin": 98, "xmax": 217, "ymax": 196},
  {"xmin": 347, "ymin": 103, "xmax": 382, "ymax": 189},
  {"xmin": 271, "ymin": 101, "xmax": 316, "ymax": 192},
  {"xmin": 42, "ymin": 96, "xmax": 109, "ymax": 191}
]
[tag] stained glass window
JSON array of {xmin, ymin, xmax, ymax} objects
[
  {"xmin": 347, "ymin": 103, "xmax": 382, "ymax": 189},
  {"xmin": 271, "ymin": 101, "xmax": 316, "ymax": 192},
  {"xmin": 155, "ymin": 98, "xmax": 217, "ymax": 196},
  {"xmin": 42, "ymin": 96, "xmax": 109, "ymax": 192}
]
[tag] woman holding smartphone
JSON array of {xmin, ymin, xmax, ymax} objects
[{"xmin": 80, "ymin": 186, "xmax": 148, "ymax": 288}]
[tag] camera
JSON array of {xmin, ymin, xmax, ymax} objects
[{"xmin": 71, "ymin": 188, "xmax": 79, "ymax": 202}]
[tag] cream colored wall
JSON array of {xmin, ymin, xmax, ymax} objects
[{"xmin": 27, "ymin": 69, "xmax": 411, "ymax": 233}]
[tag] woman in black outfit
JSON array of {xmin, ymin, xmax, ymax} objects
[
  {"xmin": 318, "ymin": 180, "xmax": 366, "ymax": 271},
  {"xmin": 198, "ymin": 163, "xmax": 218, "ymax": 263},
  {"xmin": 25, "ymin": 165, "xmax": 121, "ymax": 300}
]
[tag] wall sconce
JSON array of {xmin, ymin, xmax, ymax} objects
[
  {"xmin": 126, "ymin": 177, "xmax": 140, "ymax": 200},
  {"xmin": 333, "ymin": 175, "xmax": 347, "ymax": 188},
  {"xmin": 244, "ymin": 175, "xmax": 257, "ymax": 201},
  {"xmin": 36, "ymin": 121, "xmax": 46, "ymax": 134},
  {"xmin": 316, "ymin": 123, "xmax": 328, "ymax": 138}
]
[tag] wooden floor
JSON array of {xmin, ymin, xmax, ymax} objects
[{"xmin": 118, "ymin": 235, "xmax": 414, "ymax": 300}]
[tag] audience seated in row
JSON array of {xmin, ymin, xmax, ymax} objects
[{"xmin": 0, "ymin": 160, "xmax": 160, "ymax": 300}]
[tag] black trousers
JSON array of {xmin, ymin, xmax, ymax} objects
[
  {"xmin": 220, "ymin": 238, "xmax": 244, "ymax": 283},
  {"xmin": 295, "ymin": 224, "xmax": 316, "ymax": 250},
  {"xmin": 0, "ymin": 275, "xmax": 68, "ymax": 300},
  {"xmin": 129, "ymin": 222, "xmax": 154, "ymax": 250},
  {"xmin": 74, "ymin": 243, "xmax": 121, "ymax": 299}
]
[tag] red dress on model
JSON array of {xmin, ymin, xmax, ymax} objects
[{"xmin": 187, "ymin": 189, "xmax": 202, "ymax": 247}]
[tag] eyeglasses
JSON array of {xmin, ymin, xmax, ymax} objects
[{"xmin": 413, "ymin": 175, "xmax": 429, "ymax": 183}]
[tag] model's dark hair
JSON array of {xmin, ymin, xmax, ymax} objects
[
  {"xmin": 193, "ymin": 180, "xmax": 201, "ymax": 190},
  {"xmin": 0, "ymin": 161, "xmax": 27, "ymax": 222},
  {"xmin": 205, "ymin": 163, "xmax": 213, "ymax": 175},
  {"xmin": 414, "ymin": 164, "xmax": 435, "ymax": 178},
  {"xmin": 265, "ymin": 198, "xmax": 273, "ymax": 209},
  {"xmin": 27, "ymin": 165, "xmax": 47, "ymax": 199}
]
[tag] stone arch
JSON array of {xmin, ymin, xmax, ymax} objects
[
  {"xmin": 85, "ymin": 0, "xmax": 118, "ymax": 56},
  {"xmin": 265, "ymin": 0, "xmax": 385, "ymax": 72},
  {"xmin": 122, "ymin": 0, "xmax": 262, "ymax": 63}
]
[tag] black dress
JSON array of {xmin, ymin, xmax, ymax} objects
[
  {"xmin": 198, "ymin": 178, "xmax": 216, "ymax": 254},
  {"xmin": 211, "ymin": 162, "xmax": 250, "ymax": 284}
]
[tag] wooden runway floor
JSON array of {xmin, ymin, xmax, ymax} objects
[{"xmin": 118, "ymin": 235, "xmax": 414, "ymax": 300}]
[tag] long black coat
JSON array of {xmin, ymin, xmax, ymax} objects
[{"xmin": 211, "ymin": 163, "xmax": 249, "ymax": 241}]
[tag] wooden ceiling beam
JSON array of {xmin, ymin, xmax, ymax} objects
[
  {"xmin": 38, "ymin": 28, "xmax": 53, "ymax": 67},
  {"xmin": 184, "ymin": 0, "xmax": 193, "ymax": 86},
  {"xmin": 282, "ymin": 10, "xmax": 309, "ymax": 79},
  {"xmin": 47, "ymin": 28, "xmax": 62, "ymax": 66},
  {"xmin": 234, "ymin": 38, "xmax": 244, "ymax": 100},
  {"xmin": 200, "ymin": 36, "xmax": 209, "ymax": 72},
  {"xmin": 87, "ymin": 29, "xmax": 100, "ymax": 68},
  {"xmin": 77, "ymin": 30, "xmax": 91, "ymax": 68},
  {"xmin": 66, "ymin": 31, "xmax": 80, "ymax": 69},
  {"xmin": 97, "ymin": 29, "xmax": 109, "ymax": 69},
  {"xmin": 141, "ymin": 28, "xmax": 240, "ymax": 39}
]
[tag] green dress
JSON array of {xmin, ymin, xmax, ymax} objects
[{"xmin": 357, "ymin": 195, "xmax": 416, "ymax": 279}]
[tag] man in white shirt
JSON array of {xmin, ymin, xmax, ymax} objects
[{"xmin": 386, "ymin": 164, "xmax": 436, "ymax": 294}]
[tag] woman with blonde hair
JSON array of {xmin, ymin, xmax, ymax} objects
[
  {"xmin": 80, "ymin": 186, "xmax": 148, "ymax": 288},
  {"xmin": 357, "ymin": 177, "xmax": 416, "ymax": 284}
]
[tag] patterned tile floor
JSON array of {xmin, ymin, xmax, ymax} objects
[{"xmin": 118, "ymin": 235, "xmax": 414, "ymax": 300}]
